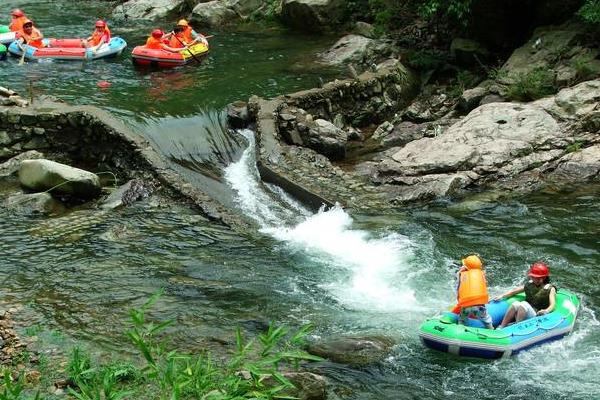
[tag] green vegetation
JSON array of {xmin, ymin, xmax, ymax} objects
[
  {"xmin": 0, "ymin": 292, "xmax": 321, "ymax": 400},
  {"xmin": 565, "ymin": 141, "xmax": 584, "ymax": 153},
  {"xmin": 570, "ymin": 54, "xmax": 596, "ymax": 81},
  {"xmin": 505, "ymin": 68, "xmax": 557, "ymax": 101},
  {"xmin": 579, "ymin": 0, "xmax": 600, "ymax": 23}
]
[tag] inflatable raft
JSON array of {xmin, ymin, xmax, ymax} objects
[
  {"xmin": 0, "ymin": 44, "xmax": 6, "ymax": 61},
  {"xmin": 8, "ymin": 37, "xmax": 127, "ymax": 61},
  {"xmin": 0, "ymin": 25, "xmax": 16, "ymax": 45},
  {"xmin": 131, "ymin": 42, "xmax": 209, "ymax": 68},
  {"xmin": 419, "ymin": 289, "xmax": 580, "ymax": 359}
]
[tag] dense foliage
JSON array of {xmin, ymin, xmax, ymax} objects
[{"xmin": 579, "ymin": 0, "xmax": 600, "ymax": 23}]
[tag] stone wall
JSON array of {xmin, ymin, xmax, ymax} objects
[{"xmin": 0, "ymin": 99, "xmax": 247, "ymax": 229}]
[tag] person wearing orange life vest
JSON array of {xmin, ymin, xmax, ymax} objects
[
  {"xmin": 455, "ymin": 255, "xmax": 493, "ymax": 329},
  {"xmin": 83, "ymin": 20, "xmax": 111, "ymax": 53},
  {"xmin": 9, "ymin": 9, "xmax": 28, "ymax": 32},
  {"xmin": 17, "ymin": 19, "xmax": 45, "ymax": 49},
  {"xmin": 145, "ymin": 29, "xmax": 181, "ymax": 52},
  {"xmin": 164, "ymin": 19, "xmax": 208, "ymax": 47},
  {"xmin": 495, "ymin": 262, "xmax": 556, "ymax": 329},
  {"xmin": 166, "ymin": 25, "xmax": 186, "ymax": 49}
]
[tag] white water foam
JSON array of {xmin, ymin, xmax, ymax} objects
[{"xmin": 225, "ymin": 130, "xmax": 419, "ymax": 312}]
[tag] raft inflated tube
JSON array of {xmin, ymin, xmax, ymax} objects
[
  {"xmin": 0, "ymin": 25, "xmax": 16, "ymax": 45},
  {"xmin": 131, "ymin": 42, "xmax": 209, "ymax": 68},
  {"xmin": 419, "ymin": 289, "xmax": 580, "ymax": 359},
  {"xmin": 7, "ymin": 37, "xmax": 127, "ymax": 61},
  {"xmin": 0, "ymin": 44, "xmax": 6, "ymax": 61}
]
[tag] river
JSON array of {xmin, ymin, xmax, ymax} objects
[{"xmin": 1, "ymin": 1, "xmax": 599, "ymax": 399}]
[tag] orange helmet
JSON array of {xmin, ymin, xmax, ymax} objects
[
  {"xmin": 462, "ymin": 255, "xmax": 483, "ymax": 270},
  {"xmin": 177, "ymin": 19, "xmax": 188, "ymax": 26},
  {"xmin": 11, "ymin": 9, "xmax": 25, "ymax": 17},
  {"xmin": 95, "ymin": 20, "xmax": 106, "ymax": 28},
  {"xmin": 22, "ymin": 18, "xmax": 33, "ymax": 28},
  {"xmin": 528, "ymin": 262, "xmax": 550, "ymax": 278},
  {"xmin": 151, "ymin": 29, "xmax": 163, "ymax": 38}
]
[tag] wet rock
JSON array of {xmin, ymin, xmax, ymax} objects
[
  {"xmin": 113, "ymin": 0, "xmax": 187, "ymax": 20},
  {"xmin": 5, "ymin": 192, "xmax": 65, "ymax": 215},
  {"xmin": 307, "ymin": 335, "xmax": 395, "ymax": 366},
  {"xmin": 19, "ymin": 159, "xmax": 101, "ymax": 199},
  {"xmin": 100, "ymin": 179, "xmax": 152, "ymax": 210},
  {"xmin": 550, "ymin": 145, "xmax": 600, "ymax": 182},
  {"xmin": 307, "ymin": 119, "xmax": 348, "ymax": 160},
  {"xmin": 353, "ymin": 21, "xmax": 375, "ymax": 38},
  {"xmin": 192, "ymin": 1, "xmax": 239, "ymax": 27},
  {"xmin": 0, "ymin": 150, "xmax": 44, "ymax": 177},
  {"xmin": 280, "ymin": 0, "xmax": 344, "ymax": 32},
  {"xmin": 223, "ymin": 0, "xmax": 264, "ymax": 17},
  {"xmin": 227, "ymin": 101, "xmax": 250, "ymax": 129},
  {"xmin": 320, "ymin": 34, "xmax": 374, "ymax": 66}
]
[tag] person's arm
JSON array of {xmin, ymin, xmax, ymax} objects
[
  {"xmin": 161, "ymin": 43, "xmax": 183, "ymax": 53},
  {"xmin": 493, "ymin": 285, "xmax": 525, "ymax": 301},
  {"xmin": 537, "ymin": 287, "xmax": 556, "ymax": 315},
  {"xmin": 91, "ymin": 36, "xmax": 107, "ymax": 53}
]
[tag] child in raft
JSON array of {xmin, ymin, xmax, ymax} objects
[{"xmin": 454, "ymin": 254, "xmax": 493, "ymax": 329}]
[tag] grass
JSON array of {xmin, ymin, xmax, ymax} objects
[
  {"xmin": 2, "ymin": 291, "xmax": 322, "ymax": 400},
  {"xmin": 505, "ymin": 68, "xmax": 557, "ymax": 101}
]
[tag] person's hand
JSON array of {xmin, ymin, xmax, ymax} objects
[
  {"xmin": 492, "ymin": 295, "xmax": 503, "ymax": 302},
  {"xmin": 536, "ymin": 309, "xmax": 548, "ymax": 316}
]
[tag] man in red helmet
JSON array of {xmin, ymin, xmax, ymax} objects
[
  {"xmin": 9, "ymin": 9, "xmax": 28, "ymax": 32},
  {"xmin": 83, "ymin": 20, "xmax": 111, "ymax": 53},
  {"xmin": 495, "ymin": 262, "xmax": 557, "ymax": 329}
]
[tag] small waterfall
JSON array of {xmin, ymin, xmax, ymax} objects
[{"xmin": 225, "ymin": 130, "xmax": 419, "ymax": 312}]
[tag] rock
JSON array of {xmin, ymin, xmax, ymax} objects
[
  {"xmin": 306, "ymin": 119, "xmax": 348, "ymax": 160},
  {"xmin": 450, "ymin": 38, "xmax": 489, "ymax": 67},
  {"xmin": 113, "ymin": 0, "xmax": 187, "ymax": 20},
  {"xmin": 550, "ymin": 145, "xmax": 600, "ymax": 182},
  {"xmin": 319, "ymin": 34, "xmax": 374, "ymax": 66},
  {"xmin": 5, "ymin": 192, "xmax": 65, "ymax": 215},
  {"xmin": 223, "ymin": 0, "xmax": 264, "ymax": 17},
  {"xmin": 534, "ymin": 79, "xmax": 600, "ymax": 121},
  {"xmin": 371, "ymin": 121, "xmax": 394, "ymax": 140},
  {"xmin": 280, "ymin": 0, "xmax": 344, "ymax": 32},
  {"xmin": 263, "ymin": 372, "xmax": 327, "ymax": 400},
  {"xmin": 19, "ymin": 159, "xmax": 101, "ymax": 199},
  {"xmin": 227, "ymin": 101, "xmax": 250, "ymax": 129},
  {"xmin": 387, "ymin": 102, "xmax": 561, "ymax": 177},
  {"xmin": 458, "ymin": 86, "xmax": 489, "ymax": 112},
  {"xmin": 0, "ymin": 150, "xmax": 44, "ymax": 177},
  {"xmin": 191, "ymin": 1, "xmax": 239, "ymax": 27},
  {"xmin": 353, "ymin": 21, "xmax": 375, "ymax": 38},
  {"xmin": 100, "ymin": 179, "xmax": 152, "ymax": 210},
  {"xmin": 306, "ymin": 335, "xmax": 395, "ymax": 366},
  {"xmin": 479, "ymin": 94, "xmax": 506, "ymax": 105},
  {"xmin": 378, "ymin": 121, "xmax": 431, "ymax": 149}
]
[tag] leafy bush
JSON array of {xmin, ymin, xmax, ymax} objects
[
  {"xmin": 505, "ymin": 68, "xmax": 557, "ymax": 101},
  {"xmin": 405, "ymin": 49, "xmax": 445, "ymax": 71},
  {"xmin": 579, "ymin": 0, "xmax": 600, "ymax": 23}
]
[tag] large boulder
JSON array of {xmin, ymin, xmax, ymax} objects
[
  {"xmin": 113, "ymin": 0, "xmax": 188, "ymax": 20},
  {"xmin": 0, "ymin": 150, "xmax": 44, "ymax": 177},
  {"xmin": 280, "ymin": 0, "xmax": 344, "ymax": 32},
  {"xmin": 4, "ymin": 192, "xmax": 65, "ymax": 215},
  {"xmin": 19, "ymin": 159, "xmax": 101, "ymax": 199},
  {"xmin": 191, "ymin": 1, "xmax": 239, "ymax": 27},
  {"xmin": 223, "ymin": 0, "xmax": 265, "ymax": 17},
  {"xmin": 304, "ymin": 118, "xmax": 348, "ymax": 160},
  {"xmin": 319, "ymin": 34, "xmax": 374, "ymax": 66}
]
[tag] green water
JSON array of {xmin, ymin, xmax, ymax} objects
[{"xmin": 1, "ymin": 1, "xmax": 600, "ymax": 400}]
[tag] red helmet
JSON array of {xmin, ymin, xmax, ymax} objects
[
  {"xmin": 95, "ymin": 20, "xmax": 106, "ymax": 28},
  {"xmin": 11, "ymin": 9, "xmax": 25, "ymax": 17},
  {"xmin": 528, "ymin": 262, "xmax": 550, "ymax": 278},
  {"xmin": 151, "ymin": 29, "xmax": 163, "ymax": 38}
]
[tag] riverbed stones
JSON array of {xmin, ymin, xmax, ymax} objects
[
  {"xmin": 5, "ymin": 192, "xmax": 65, "ymax": 215},
  {"xmin": 19, "ymin": 159, "xmax": 101, "ymax": 199},
  {"xmin": 306, "ymin": 335, "xmax": 395, "ymax": 366},
  {"xmin": 100, "ymin": 179, "xmax": 153, "ymax": 210},
  {"xmin": 280, "ymin": 0, "xmax": 344, "ymax": 32}
]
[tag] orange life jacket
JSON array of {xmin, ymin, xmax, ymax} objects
[
  {"xmin": 145, "ymin": 36, "xmax": 163, "ymax": 49},
  {"xmin": 10, "ymin": 16, "xmax": 28, "ymax": 32},
  {"xmin": 19, "ymin": 27, "xmax": 44, "ymax": 48},
  {"xmin": 182, "ymin": 26, "xmax": 195, "ymax": 43},
  {"xmin": 169, "ymin": 33, "xmax": 186, "ymax": 48},
  {"xmin": 89, "ymin": 26, "xmax": 111, "ymax": 46},
  {"xmin": 457, "ymin": 268, "xmax": 489, "ymax": 308}
]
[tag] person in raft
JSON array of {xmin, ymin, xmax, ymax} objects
[
  {"xmin": 495, "ymin": 262, "xmax": 556, "ymax": 329},
  {"xmin": 454, "ymin": 254, "xmax": 493, "ymax": 329},
  {"xmin": 145, "ymin": 29, "xmax": 182, "ymax": 52},
  {"xmin": 83, "ymin": 20, "xmax": 111, "ymax": 53},
  {"xmin": 17, "ymin": 19, "xmax": 45, "ymax": 48},
  {"xmin": 164, "ymin": 19, "xmax": 208, "ymax": 47},
  {"xmin": 9, "ymin": 9, "xmax": 28, "ymax": 32}
]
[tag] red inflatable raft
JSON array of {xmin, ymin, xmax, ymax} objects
[{"xmin": 131, "ymin": 42, "xmax": 209, "ymax": 68}]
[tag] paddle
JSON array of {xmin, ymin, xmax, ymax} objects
[
  {"xmin": 18, "ymin": 44, "xmax": 26, "ymax": 65},
  {"xmin": 172, "ymin": 33, "xmax": 202, "ymax": 64}
]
